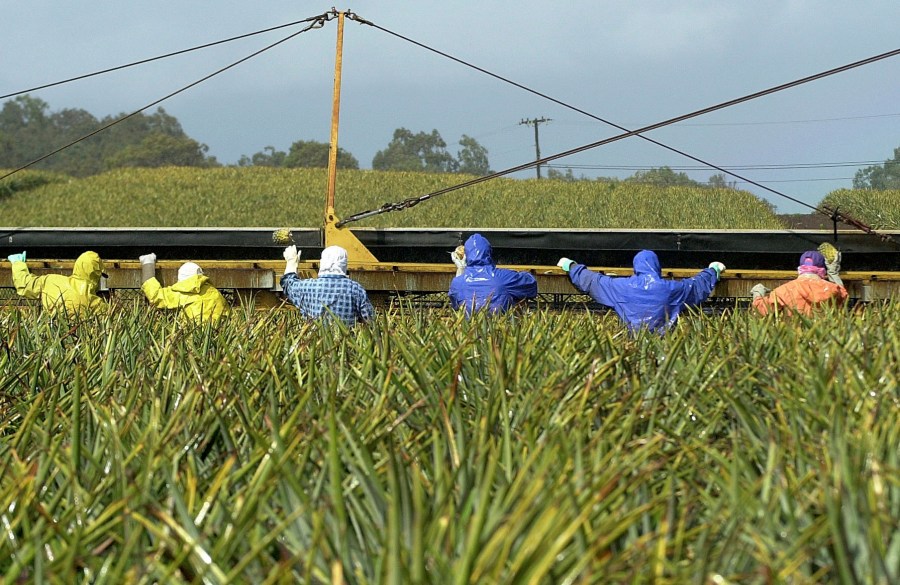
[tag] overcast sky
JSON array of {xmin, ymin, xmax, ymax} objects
[{"xmin": 4, "ymin": 2, "xmax": 900, "ymax": 214}]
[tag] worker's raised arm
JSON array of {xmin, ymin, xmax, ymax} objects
[
  {"xmin": 561, "ymin": 259, "xmax": 616, "ymax": 308},
  {"xmin": 141, "ymin": 277, "xmax": 184, "ymax": 310},
  {"xmin": 675, "ymin": 263, "xmax": 724, "ymax": 307},
  {"xmin": 9, "ymin": 253, "xmax": 46, "ymax": 300}
]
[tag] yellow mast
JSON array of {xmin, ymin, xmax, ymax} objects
[{"xmin": 324, "ymin": 10, "xmax": 377, "ymax": 262}]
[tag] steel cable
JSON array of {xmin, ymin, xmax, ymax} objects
[
  {"xmin": 342, "ymin": 12, "xmax": 900, "ymax": 240},
  {"xmin": 1, "ymin": 15, "xmax": 330, "ymax": 100},
  {"xmin": 0, "ymin": 10, "xmax": 337, "ymax": 183}
]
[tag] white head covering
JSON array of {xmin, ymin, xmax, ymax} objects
[
  {"xmin": 177, "ymin": 262, "xmax": 204, "ymax": 282},
  {"xmin": 318, "ymin": 246, "xmax": 348, "ymax": 276}
]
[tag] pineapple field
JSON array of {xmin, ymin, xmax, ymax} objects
[
  {"xmin": 822, "ymin": 189, "xmax": 900, "ymax": 230},
  {"xmin": 1, "ymin": 304, "xmax": 898, "ymax": 583},
  {"xmin": 0, "ymin": 167, "xmax": 785, "ymax": 229},
  {"xmin": 1, "ymin": 166, "xmax": 898, "ymax": 583}
]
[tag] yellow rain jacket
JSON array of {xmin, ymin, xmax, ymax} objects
[
  {"xmin": 12, "ymin": 251, "xmax": 108, "ymax": 317},
  {"xmin": 141, "ymin": 274, "xmax": 230, "ymax": 323}
]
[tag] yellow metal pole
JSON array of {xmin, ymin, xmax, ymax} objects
[
  {"xmin": 323, "ymin": 11, "xmax": 378, "ymax": 262},
  {"xmin": 325, "ymin": 11, "xmax": 344, "ymax": 218}
]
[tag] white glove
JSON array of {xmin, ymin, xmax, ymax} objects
[
  {"xmin": 450, "ymin": 247, "xmax": 466, "ymax": 276},
  {"xmin": 139, "ymin": 253, "xmax": 157, "ymax": 284},
  {"xmin": 750, "ymin": 283, "xmax": 769, "ymax": 300},
  {"xmin": 557, "ymin": 257, "xmax": 575, "ymax": 272},
  {"xmin": 826, "ymin": 251, "xmax": 843, "ymax": 286},
  {"xmin": 283, "ymin": 245, "xmax": 300, "ymax": 275},
  {"xmin": 708, "ymin": 262, "xmax": 726, "ymax": 279}
]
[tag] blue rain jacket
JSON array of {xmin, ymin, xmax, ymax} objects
[
  {"xmin": 568, "ymin": 249, "xmax": 718, "ymax": 333},
  {"xmin": 449, "ymin": 234, "xmax": 537, "ymax": 315}
]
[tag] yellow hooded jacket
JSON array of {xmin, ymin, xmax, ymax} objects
[
  {"xmin": 141, "ymin": 274, "xmax": 230, "ymax": 323},
  {"xmin": 12, "ymin": 251, "xmax": 108, "ymax": 317}
]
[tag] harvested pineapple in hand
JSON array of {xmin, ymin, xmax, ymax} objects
[
  {"xmin": 818, "ymin": 242, "xmax": 839, "ymax": 264},
  {"xmin": 450, "ymin": 245, "xmax": 466, "ymax": 275}
]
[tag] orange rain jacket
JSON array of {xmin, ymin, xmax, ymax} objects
[{"xmin": 752, "ymin": 274, "xmax": 848, "ymax": 316}]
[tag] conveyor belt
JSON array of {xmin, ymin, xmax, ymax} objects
[{"xmin": 1, "ymin": 227, "xmax": 898, "ymax": 270}]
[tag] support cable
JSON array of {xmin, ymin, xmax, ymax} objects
[
  {"xmin": 1, "ymin": 15, "xmax": 330, "ymax": 100},
  {"xmin": 0, "ymin": 10, "xmax": 337, "ymax": 183},
  {"xmin": 342, "ymin": 13, "xmax": 899, "ymax": 241}
]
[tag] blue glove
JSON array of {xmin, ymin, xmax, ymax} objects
[
  {"xmin": 557, "ymin": 257, "xmax": 575, "ymax": 272},
  {"xmin": 7, "ymin": 251, "xmax": 26, "ymax": 264}
]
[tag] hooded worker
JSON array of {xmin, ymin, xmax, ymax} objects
[
  {"xmin": 750, "ymin": 250, "xmax": 848, "ymax": 316},
  {"xmin": 8, "ymin": 250, "xmax": 108, "ymax": 317},
  {"xmin": 448, "ymin": 233, "xmax": 538, "ymax": 315},
  {"xmin": 139, "ymin": 253, "xmax": 230, "ymax": 323},
  {"xmin": 557, "ymin": 249, "xmax": 724, "ymax": 333},
  {"xmin": 280, "ymin": 245, "xmax": 374, "ymax": 327}
]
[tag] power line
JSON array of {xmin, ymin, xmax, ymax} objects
[
  {"xmin": 544, "ymin": 161, "xmax": 883, "ymax": 171},
  {"xmin": 1, "ymin": 16, "xmax": 327, "ymax": 100},
  {"xmin": 543, "ymin": 164, "xmax": 857, "ymax": 184},
  {"xmin": 552, "ymin": 112, "xmax": 900, "ymax": 128},
  {"xmin": 739, "ymin": 177, "xmax": 856, "ymax": 184}
]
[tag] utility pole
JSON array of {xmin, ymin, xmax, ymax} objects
[{"xmin": 519, "ymin": 117, "xmax": 551, "ymax": 179}]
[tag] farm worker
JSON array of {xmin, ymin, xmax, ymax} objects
[
  {"xmin": 280, "ymin": 245, "xmax": 374, "ymax": 327},
  {"xmin": 138, "ymin": 253, "xmax": 230, "ymax": 323},
  {"xmin": 750, "ymin": 250, "xmax": 848, "ymax": 316},
  {"xmin": 556, "ymin": 249, "xmax": 723, "ymax": 334},
  {"xmin": 448, "ymin": 233, "xmax": 538, "ymax": 315},
  {"xmin": 7, "ymin": 250, "xmax": 109, "ymax": 317}
]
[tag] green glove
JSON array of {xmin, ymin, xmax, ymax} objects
[
  {"xmin": 708, "ymin": 261, "xmax": 725, "ymax": 279},
  {"xmin": 750, "ymin": 283, "xmax": 769, "ymax": 299},
  {"xmin": 7, "ymin": 251, "xmax": 26, "ymax": 264},
  {"xmin": 557, "ymin": 257, "xmax": 575, "ymax": 272}
]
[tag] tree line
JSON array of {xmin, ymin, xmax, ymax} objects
[
  {"xmin": 0, "ymin": 95, "xmax": 215, "ymax": 176},
  {"xmin": 0, "ymin": 95, "xmax": 491, "ymax": 177},
  {"xmin": 4, "ymin": 95, "xmax": 898, "ymax": 189}
]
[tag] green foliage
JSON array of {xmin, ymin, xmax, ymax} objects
[
  {"xmin": 0, "ymin": 169, "xmax": 66, "ymax": 199},
  {"xmin": 238, "ymin": 141, "xmax": 360, "ymax": 170},
  {"xmin": 707, "ymin": 172, "xmax": 737, "ymax": 189},
  {"xmin": 283, "ymin": 140, "xmax": 359, "ymax": 170},
  {"xmin": 0, "ymin": 167, "xmax": 785, "ymax": 228},
  {"xmin": 853, "ymin": 147, "xmax": 900, "ymax": 189},
  {"xmin": 0, "ymin": 304, "xmax": 898, "ymax": 583},
  {"xmin": 0, "ymin": 95, "xmax": 218, "ymax": 176},
  {"xmin": 372, "ymin": 128, "xmax": 459, "ymax": 173},
  {"xmin": 820, "ymin": 188, "xmax": 900, "ymax": 229},
  {"xmin": 546, "ymin": 167, "xmax": 585, "ymax": 181},
  {"xmin": 456, "ymin": 134, "xmax": 490, "ymax": 175},
  {"xmin": 105, "ymin": 133, "xmax": 216, "ymax": 169},
  {"xmin": 625, "ymin": 166, "xmax": 702, "ymax": 187},
  {"xmin": 237, "ymin": 145, "xmax": 286, "ymax": 167}
]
